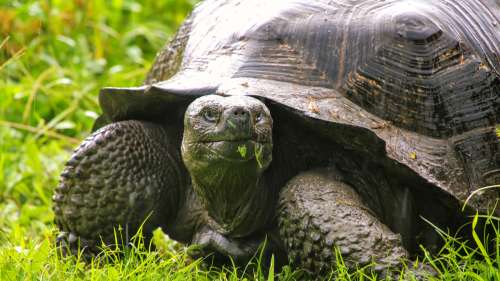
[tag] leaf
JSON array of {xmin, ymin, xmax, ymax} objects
[
  {"xmin": 472, "ymin": 211, "xmax": 493, "ymax": 268},
  {"xmin": 237, "ymin": 145, "xmax": 247, "ymax": 158},
  {"xmin": 56, "ymin": 35, "xmax": 76, "ymax": 47},
  {"xmin": 462, "ymin": 271, "xmax": 486, "ymax": 281},
  {"xmin": 84, "ymin": 111, "xmax": 99, "ymax": 119},
  {"xmin": 54, "ymin": 121, "xmax": 75, "ymax": 130},
  {"xmin": 409, "ymin": 152, "xmax": 417, "ymax": 160},
  {"xmin": 267, "ymin": 254, "xmax": 275, "ymax": 281},
  {"xmin": 254, "ymin": 143, "xmax": 264, "ymax": 168}
]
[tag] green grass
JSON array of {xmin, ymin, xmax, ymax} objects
[{"xmin": 0, "ymin": 1, "xmax": 499, "ymax": 280}]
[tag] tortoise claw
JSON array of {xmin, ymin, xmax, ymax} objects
[
  {"xmin": 188, "ymin": 226, "xmax": 262, "ymax": 264},
  {"xmin": 55, "ymin": 231, "xmax": 97, "ymax": 260}
]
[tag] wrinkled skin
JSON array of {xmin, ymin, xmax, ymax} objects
[
  {"xmin": 54, "ymin": 95, "xmax": 432, "ymax": 278},
  {"xmin": 181, "ymin": 95, "xmax": 273, "ymax": 237}
]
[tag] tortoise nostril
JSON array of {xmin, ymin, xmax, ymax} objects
[
  {"xmin": 226, "ymin": 107, "xmax": 251, "ymax": 127},
  {"xmin": 229, "ymin": 107, "xmax": 249, "ymax": 117},
  {"xmin": 233, "ymin": 108, "xmax": 248, "ymax": 116}
]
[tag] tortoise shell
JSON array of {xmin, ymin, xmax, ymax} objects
[{"xmin": 100, "ymin": 0, "xmax": 500, "ymax": 211}]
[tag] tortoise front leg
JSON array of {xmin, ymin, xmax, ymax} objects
[
  {"xmin": 53, "ymin": 120, "xmax": 187, "ymax": 256},
  {"xmin": 277, "ymin": 168, "xmax": 410, "ymax": 277}
]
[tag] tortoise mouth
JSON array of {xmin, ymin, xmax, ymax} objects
[
  {"xmin": 197, "ymin": 137, "xmax": 256, "ymax": 144},
  {"xmin": 196, "ymin": 139, "xmax": 271, "ymax": 162}
]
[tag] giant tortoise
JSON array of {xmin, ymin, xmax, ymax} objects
[{"xmin": 53, "ymin": 0, "xmax": 500, "ymax": 275}]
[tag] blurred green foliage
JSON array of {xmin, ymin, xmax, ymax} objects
[
  {"xmin": 1, "ymin": 0, "xmax": 195, "ymax": 128},
  {"xmin": 0, "ymin": 0, "xmax": 196, "ymax": 246}
]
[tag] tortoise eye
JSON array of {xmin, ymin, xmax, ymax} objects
[
  {"xmin": 202, "ymin": 108, "xmax": 219, "ymax": 123},
  {"xmin": 255, "ymin": 111, "xmax": 263, "ymax": 123}
]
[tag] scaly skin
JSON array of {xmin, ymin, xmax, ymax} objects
[
  {"xmin": 144, "ymin": 18, "xmax": 192, "ymax": 85},
  {"xmin": 53, "ymin": 121, "xmax": 185, "ymax": 255},
  {"xmin": 278, "ymin": 168, "xmax": 410, "ymax": 277}
]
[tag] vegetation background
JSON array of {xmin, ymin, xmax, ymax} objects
[{"xmin": 0, "ymin": 0, "xmax": 498, "ymax": 280}]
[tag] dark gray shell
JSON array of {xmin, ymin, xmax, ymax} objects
[{"xmin": 100, "ymin": 0, "xmax": 500, "ymax": 211}]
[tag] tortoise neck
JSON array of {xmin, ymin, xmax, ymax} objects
[{"xmin": 189, "ymin": 161, "xmax": 271, "ymax": 237}]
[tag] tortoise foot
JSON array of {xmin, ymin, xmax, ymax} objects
[
  {"xmin": 278, "ymin": 168, "xmax": 429, "ymax": 277},
  {"xmin": 56, "ymin": 231, "xmax": 99, "ymax": 259},
  {"xmin": 188, "ymin": 226, "xmax": 264, "ymax": 265}
]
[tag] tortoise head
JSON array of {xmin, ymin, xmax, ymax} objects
[{"xmin": 181, "ymin": 95, "xmax": 273, "ymax": 235}]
